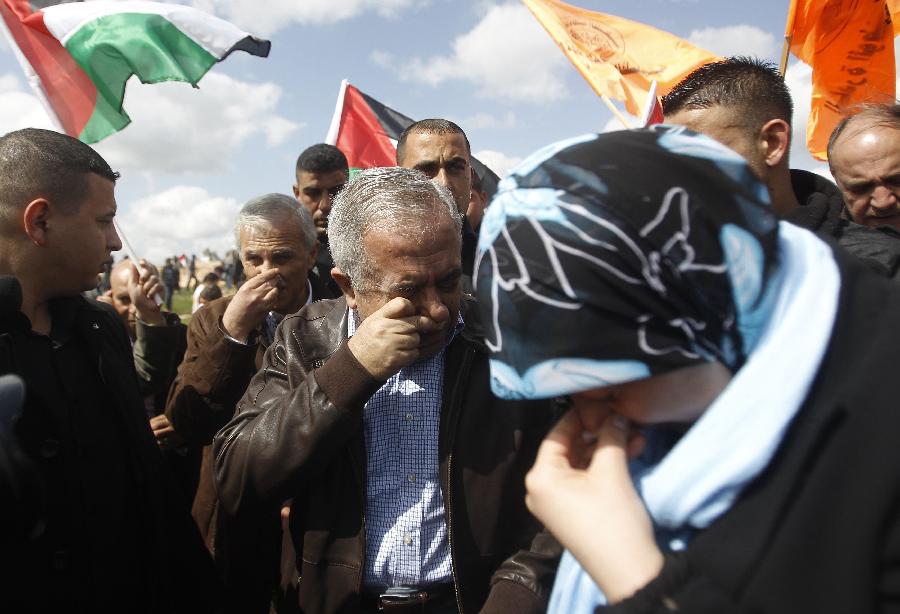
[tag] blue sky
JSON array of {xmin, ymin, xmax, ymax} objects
[{"xmin": 0, "ymin": 0, "xmax": 825, "ymax": 262}]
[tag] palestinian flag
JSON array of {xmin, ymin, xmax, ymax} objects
[
  {"xmin": 0, "ymin": 0, "xmax": 269, "ymax": 143},
  {"xmin": 324, "ymin": 79, "xmax": 500, "ymax": 197}
]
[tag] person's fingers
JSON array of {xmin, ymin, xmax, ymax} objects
[
  {"xmin": 379, "ymin": 297, "xmax": 416, "ymax": 320},
  {"xmin": 144, "ymin": 280, "xmax": 163, "ymax": 299},
  {"xmin": 395, "ymin": 330, "xmax": 420, "ymax": 350},
  {"xmin": 243, "ymin": 268, "xmax": 279, "ymax": 291},
  {"xmin": 128, "ymin": 262, "xmax": 140, "ymax": 288},
  {"xmin": 587, "ymin": 412, "xmax": 631, "ymax": 473},
  {"xmin": 261, "ymin": 285, "xmax": 279, "ymax": 306},
  {"xmin": 627, "ymin": 431, "xmax": 647, "ymax": 460},
  {"xmin": 573, "ymin": 395, "xmax": 613, "ymax": 433},
  {"xmin": 396, "ymin": 314, "xmax": 441, "ymax": 333},
  {"xmin": 533, "ymin": 409, "xmax": 585, "ymax": 470},
  {"xmin": 136, "ymin": 263, "xmax": 152, "ymax": 285}
]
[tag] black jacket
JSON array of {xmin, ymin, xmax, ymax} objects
[
  {"xmin": 214, "ymin": 297, "xmax": 562, "ymax": 614},
  {"xmin": 0, "ymin": 291, "xmax": 219, "ymax": 614},
  {"xmin": 602, "ymin": 251, "xmax": 900, "ymax": 613},
  {"xmin": 786, "ymin": 169, "xmax": 900, "ymax": 279}
]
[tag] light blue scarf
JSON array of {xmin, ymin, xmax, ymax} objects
[{"xmin": 548, "ymin": 223, "xmax": 841, "ymax": 612}]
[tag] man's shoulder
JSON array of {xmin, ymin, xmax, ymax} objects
[
  {"xmin": 190, "ymin": 294, "xmax": 233, "ymax": 326},
  {"xmin": 75, "ymin": 297, "xmax": 134, "ymax": 352},
  {"xmin": 278, "ymin": 297, "xmax": 349, "ymax": 363},
  {"xmin": 82, "ymin": 295, "xmax": 125, "ymax": 328},
  {"xmin": 457, "ymin": 294, "xmax": 488, "ymax": 347},
  {"xmin": 285, "ymin": 296, "xmax": 347, "ymax": 328}
]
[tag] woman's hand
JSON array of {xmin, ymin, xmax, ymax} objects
[{"xmin": 525, "ymin": 404, "xmax": 664, "ymax": 603}]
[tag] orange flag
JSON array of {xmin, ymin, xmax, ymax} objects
[
  {"xmin": 522, "ymin": 0, "xmax": 718, "ymax": 115},
  {"xmin": 787, "ymin": 0, "xmax": 896, "ymax": 160}
]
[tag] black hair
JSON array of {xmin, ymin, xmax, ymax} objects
[
  {"xmin": 295, "ymin": 143, "xmax": 348, "ymax": 176},
  {"xmin": 662, "ymin": 57, "xmax": 794, "ymax": 135},
  {"xmin": 199, "ymin": 284, "xmax": 222, "ymax": 303},
  {"xmin": 0, "ymin": 128, "xmax": 119, "ymax": 219},
  {"xmin": 396, "ymin": 118, "xmax": 471, "ymax": 165}
]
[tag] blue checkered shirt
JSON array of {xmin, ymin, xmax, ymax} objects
[{"xmin": 348, "ymin": 308, "xmax": 464, "ymax": 590}]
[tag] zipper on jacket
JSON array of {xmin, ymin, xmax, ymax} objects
[{"xmin": 445, "ymin": 344, "xmax": 475, "ymax": 614}]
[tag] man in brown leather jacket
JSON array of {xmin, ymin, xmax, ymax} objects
[
  {"xmin": 164, "ymin": 194, "xmax": 325, "ymax": 610},
  {"xmin": 214, "ymin": 167, "xmax": 560, "ymax": 614}
]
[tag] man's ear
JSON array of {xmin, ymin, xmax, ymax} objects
[
  {"xmin": 331, "ymin": 266, "xmax": 357, "ymax": 309},
  {"xmin": 23, "ymin": 198, "xmax": 51, "ymax": 246},
  {"xmin": 292, "ymin": 183, "xmax": 300, "ymax": 199},
  {"xmin": 760, "ymin": 119, "xmax": 791, "ymax": 169}
]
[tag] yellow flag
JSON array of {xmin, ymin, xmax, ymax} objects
[
  {"xmin": 522, "ymin": 0, "xmax": 718, "ymax": 115},
  {"xmin": 787, "ymin": 0, "xmax": 896, "ymax": 160}
]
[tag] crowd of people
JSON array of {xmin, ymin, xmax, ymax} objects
[{"xmin": 1, "ymin": 56, "xmax": 900, "ymax": 614}]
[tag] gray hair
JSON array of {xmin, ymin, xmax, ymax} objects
[
  {"xmin": 234, "ymin": 193, "xmax": 317, "ymax": 250},
  {"xmin": 328, "ymin": 166, "xmax": 463, "ymax": 290}
]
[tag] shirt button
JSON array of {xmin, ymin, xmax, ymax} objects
[
  {"xmin": 407, "ymin": 473, "xmax": 416, "ymax": 483},
  {"xmin": 403, "ymin": 534, "xmax": 413, "ymax": 546},
  {"xmin": 405, "ymin": 413, "xmax": 413, "ymax": 421}
]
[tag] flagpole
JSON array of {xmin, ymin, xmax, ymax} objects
[
  {"xmin": 779, "ymin": 0, "xmax": 798, "ymax": 76},
  {"xmin": 324, "ymin": 79, "xmax": 349, "ymax": 144},
  {"xmin": 601, "ymin": 94, "xmax": 633, "ymax": 129},
  {"xmin": 0, "ymin": 8, "xmax": 65, "ymax": 133},
  {"xmin": 640, "ymin": 81, "xmax": 659, "ymax": 126},
  {"xmin": 113, "ymin": 219, "xmax": 163, "ymax": 306}
]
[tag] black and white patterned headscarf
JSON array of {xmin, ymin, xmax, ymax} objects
[{"xmin": 475, "ymin": 126, "xmax": 780, "ymax": 400}]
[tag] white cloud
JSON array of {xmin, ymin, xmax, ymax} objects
[
  {"xmin": 369, "ymin": 49, "xmax": 394, "ymax": 70},
  {"xmin": 190, "ymin": 0, "xmax": 418, "ymax": 36},
  {"xmin": 0, "ymin": 73, "xmax": 19, "ymax": 93},
  {"xmin": 93, "ymin": 72, "xmax": 300, "ymax": 175},
  {"xmin": 388, "ymin": 3, "xmax": 569, "ymax": 104},
  {"xmin": 784, "ymin": 60, "xmax": 837, "ymax": 179},
  {"xmin": 688, "ymin": 25, "xmax": 779, "ymax": 61},
  {"xmin": 0, "ymin": 73, "xmax": 57, "ymax": 136},
  {"xmin": 0, "ymin": 70, "xmax": 299, "ymax": 172},
  {"xmin": 474, "ymin": 149, "xmax": 523, "ymax": 178},
  {"xmin": 458, "ymin": 111, "xmax": 517, "ymax": 131},
  {"xmin": 117, "ymin": 185, "xmax": 241, "ymax": 264}
]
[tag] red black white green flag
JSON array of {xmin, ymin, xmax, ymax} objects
[
  {"xmin": 0, "ymin": 0, "xmax": 270, "ymax": 143},
  {"xmin": 324, "ymin": 79, "xmax": 501, "ymax": 196}
]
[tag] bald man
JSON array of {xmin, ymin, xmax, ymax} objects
[
  {"xmin": 101, "ymin": 259, "xmax": 186, "ymax": 418},
  {"xmin": 828, "ymin": 103, "xmax": 900, "ymax": 231},
  {"xmin": 99, "ymin": 258, "xmax": 198, "ymax": 509}
]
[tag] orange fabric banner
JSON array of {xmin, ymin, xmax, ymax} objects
[
  {"xmin": 788, "ymin": 0, "xmax": 896, "ymax": 160},
  {"xmin": 522, "ymin": 0, "xmax": 718, "ymax": 115}
]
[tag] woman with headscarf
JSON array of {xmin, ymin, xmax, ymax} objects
[{"xmin": 475, "ymin": 126, "xmax": 900, "ymax": 612}]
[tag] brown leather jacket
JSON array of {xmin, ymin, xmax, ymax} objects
[
  {"xmin": 164, "ymin": 295, "xmax": 267, "ymax": 552},
  {"xmin": 213, "ymin": 296, "xmax": 561, "ymax": 614}
]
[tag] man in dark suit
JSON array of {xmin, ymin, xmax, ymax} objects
[{"xmin": 0, "ymin": 127, "xmax": 218, "ymax": 613}]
